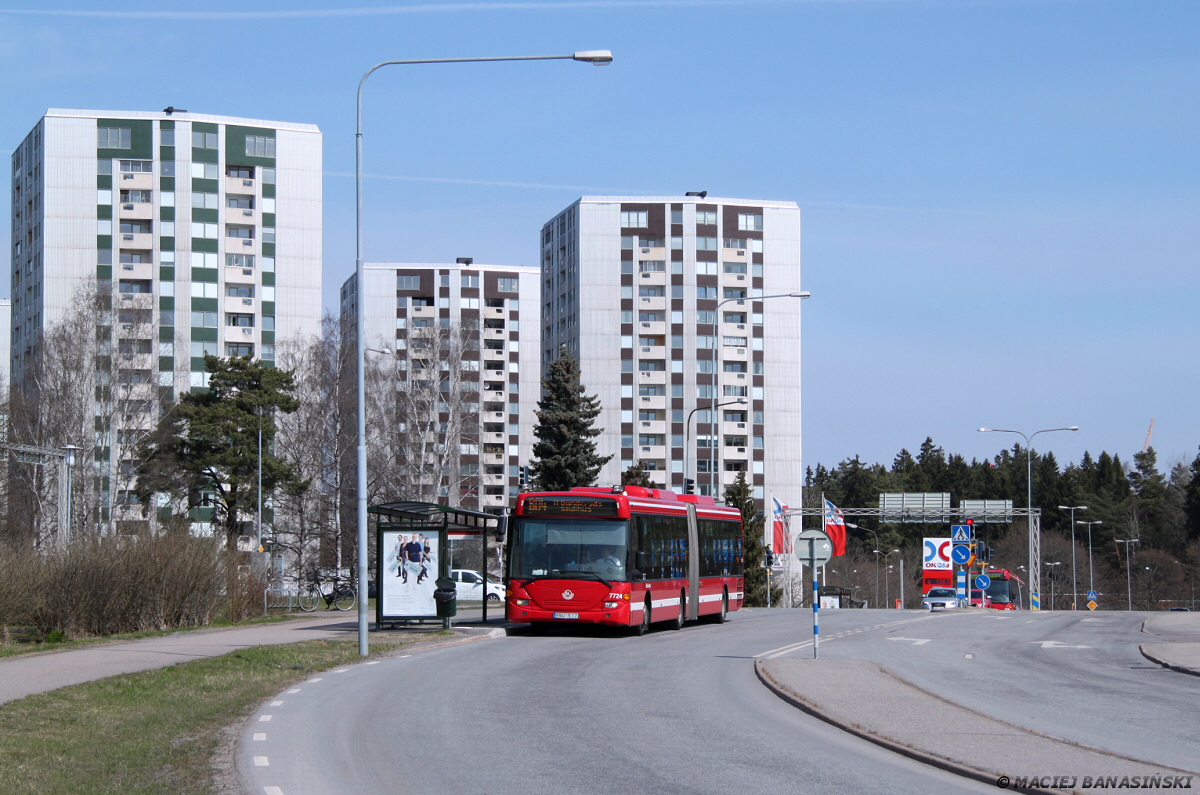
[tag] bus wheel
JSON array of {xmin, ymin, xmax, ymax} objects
[
  {"xmin": 671, "ymin": 594, "xmax": 685, "ymax": 630},
  {"xmin": 713, "ymin": 591, "xmax": 728, "ymax": 624},
  {"xmin": 635, "ymin": 598, "xmax": 652, "ymax": 636}
]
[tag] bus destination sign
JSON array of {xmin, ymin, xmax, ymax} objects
[{"xmin": 523, "ymin": 495, "xmax": 620, "ymax": 517}]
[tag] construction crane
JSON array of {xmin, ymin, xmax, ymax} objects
[{"xmin": 1142, "ymin": 419, "xmax": 1155, "ymax": 452}]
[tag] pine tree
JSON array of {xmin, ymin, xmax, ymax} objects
[
  {"xmin": 136, "ymin": 355, "xmax": 301, "ymax": 546},
  {"xmin": 620, "ymin": 461, "xmax": 654, "ymax": 488},
  {"xmin": 725, "ymin": 471, "xmax": 778, "ymax": 606},
  {"xmin": 530, "ymin": 347, "xmax": 612, "ymax": 492}
]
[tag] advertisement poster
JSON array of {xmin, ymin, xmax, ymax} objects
[
  {"xmin": 380, "ymin": 530, "xmax": 439, "ymax": 618},
  {"xmin": 923, "ymin": 537, "xmax": 952, "ymax": 571}
]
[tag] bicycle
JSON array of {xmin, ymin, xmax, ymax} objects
[{"xmin": 298, "ymin": 570, "xmax": 357, "ymax": 612}]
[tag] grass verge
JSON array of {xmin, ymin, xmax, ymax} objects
[{"xmin": 0, "ymin": 635, "xmax": 432, "ymax": 794}]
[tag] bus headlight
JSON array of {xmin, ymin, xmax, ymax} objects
[
  {"xmin": 604, "ymin": 601, "xmax": 619, "ymax": 609},
  {"xmin": 514, "ymin": 598, "xmax": 530, "ymax": 606}
]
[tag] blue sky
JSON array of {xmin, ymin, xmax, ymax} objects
[{"xmin": 2, "ymin": 0, "xmax": 1197, "ymax": 478}]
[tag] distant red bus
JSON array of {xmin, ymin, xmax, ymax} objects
[
  {"xmin": 505, "ymin": 485, "xmax": 744, "ymax": 633},
  {"xmin": 969, "ymin": 568, "xmax": 1025, "ymax": 610}
]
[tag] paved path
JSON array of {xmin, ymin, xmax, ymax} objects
[{"xmin": 0, "ymin": 613, "xmax": 359, "ymax": 705}]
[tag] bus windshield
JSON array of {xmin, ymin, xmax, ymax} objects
[
  {"xmin": 986, "ymin": 579, "xmax": 1014, "ymax": 605},
  {"xmin": 510, "ymin": 518, "xmax": 630, "ymax": 581}
]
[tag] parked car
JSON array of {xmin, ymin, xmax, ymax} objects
[
  {"xmin": 450, "ymin": 569, "xmax": 504, "ymax": 602},
  {"xmin": 922, "ymin": 587, "xmax": 960, "ymax": 611}
]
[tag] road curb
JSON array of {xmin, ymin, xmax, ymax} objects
[
  {"xmin": 1138, "ymin": 644, "xmax": 1200, "ymax": 677},
  {"xmin": 752, "ymin": 659, "xmax": 1053, "ymax": 794}
]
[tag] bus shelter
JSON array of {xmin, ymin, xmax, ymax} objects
[{"xmin": 371, "ymin": 501, "xmax": 500, "ymax": 629}]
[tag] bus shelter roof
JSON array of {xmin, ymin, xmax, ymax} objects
[{"xmin": 368, "ymin": 501, "xmax": 498, "ymax": 535}]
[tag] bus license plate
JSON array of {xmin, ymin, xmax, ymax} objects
[{"xmin": 553, "ymin": 612, "xmax": 579, "ymax": 619}]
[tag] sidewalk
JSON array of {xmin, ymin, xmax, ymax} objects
[
  {"xmin": 0, "ymin": 610, "xmax": 500, "ymax": 706},
  {"xmin": 757, "ymin": 611, "xmax": 1200, "ymax": 794}
]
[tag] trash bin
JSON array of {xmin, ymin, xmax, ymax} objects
[{"xmin": 433, "ymin": 576, "xmax": 457, "ymax": 617}]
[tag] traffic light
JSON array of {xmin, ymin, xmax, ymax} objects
[
  {"xmin": 765, "ymin": 549, "xmax": 774, "ymax": 567},
  {"xmin": 684, "ymin": 477, "xmax": 695, "ymax": 494},
  {"xmin": 518, "ymin": 466, "xmax": 529, "ymax": 489}
]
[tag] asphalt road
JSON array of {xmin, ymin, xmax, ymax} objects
[
  {"xmin": 238, "ymin": 609, "xmax": 1000, "ymax": 795},
  {"xmin": 796, "ymin": 608, "xmax": 1200, "ymax": 774}
]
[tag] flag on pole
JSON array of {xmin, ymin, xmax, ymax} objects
[
  {"xmin": 823, "ymin": 499, "xmax": 847, "ymax": 557},
  {"xmin": 772, "ymin": 497, "xmax": 791, "ymax": 555}
]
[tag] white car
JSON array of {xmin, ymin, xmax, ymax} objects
[
  {"xmin": 450, "ymin": 569, "xmax": 504, "ymax": 602},
  {"xmin": 922, "ymin": 587, "xmax": 961, "ymax": 611}
]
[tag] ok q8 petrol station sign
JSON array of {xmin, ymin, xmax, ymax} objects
[{"xmin": 923, "ymin": 537, "xmax": 952, "ymax": 572}]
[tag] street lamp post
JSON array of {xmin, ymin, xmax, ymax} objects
[
  {"xmin": 1058, "ymin": 505, "xmax": 1087, "ymax": 609},
  {"xmin": 884, "ymin": 549, "xmax": 900, "ymax": 608},
  {"xmin": 686, "ymin": 398, "xmax": 745, "ymax": 494},
  {"xmin": 872, "ymin": 549, "xmax": 882, "ymax": 609},
  {"xmin": 61, "ymin": 445, "xmax": 80, "ymax": 546},
  {"xmin": 355, "ymin": 50, "xmax": 612, "ymax": 656},
  {"xmin": 708, "ymin": 291, "xmax": 809, "ymax": 499},
  {"xmin": 1116, "ymin": 538, "xmax": 1140, "ymax": 611},
  {"xmin": 1044, "ymin": 561, "xmax": 1061, "ymax": 610},
  {"xmin": 978, "ymin": 425, "xmax": 1079, "ymax": 610},
  {"xmin": 1078, "ymin": 520, "xmax": 1103, "ymax": 599}
]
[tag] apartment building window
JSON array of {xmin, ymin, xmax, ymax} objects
[
  {"xmin": 120, "ymin": 189, "xmax": 152, "ymax": 204},
  {"xmin": 226, "ymin": 343, "xmax": 254, "ymax": 357},
  {"xmin": 723, "ymin": 262, "xmax": 747, "ymax": 274},
  {"xmin": 722, "ymin": 336, "xmax": 747, "ymax": 347},
  {"xmin": 119, "ymin": 251, "xmax": 150, "ymax": 263},
  {"xmin": 226, "ymin": 284, "xmax": 254, "ymax": 298},
  {"xmin": 98, "ymin": 127, "xmax": 131, "ymax": 148},
  {"xmin": 227, "ymin": 165, "xmax": 254, "ymax": 179},
  {"xmin": 640, "ymin": 236, "xmax": 665, "ymax": 248},
  {"xmin": 461, "ymin": 273, "xmax": 480, "ymax": 288},
  {"xmin": 191, "ymin": 311, "xmax": 218, "ymax": 328},
  {"xmin": 117, "ymin": 279, "xmax": 152, "ymax": 294},
  {"xmin": 723, "ymin": 288, "xmax": 746, "ymax": 300},
  {"xmin": 191, "ymin": 222, "xmax": 218, "ymax": 239},
  {"xmin": 723, "ymin": 312, "xmax": 747, "ymax": 324},
  {"xmin": 724, "ymin": 237, "xmax": 747, "ymax": 250},
  {"xmin": 638, "ymin": 384, "xmax": 664, "ymax": 396},
  {"xmin": 190, "ymin": 162, "xmax": 219, "ymax": 179},
  {"xmin": 192, "ymin": 192, "xmax": 219, "ymax": 209},
  {"xmin": 697, "ymin": 237, "xmax": 718, "ymax": 251},
  {"xmin": 227, "ymin": 253, "xmax": 255, "ymax": 269},
  {"xmin": 245, "ymin": 135, "xmax": 276, "ymax": 158},
  {"xmin": 119, "ymin": 220, "xmax": 153, "ymax": 235},
  {"xmin": 160, "ymin": 130, "xmax": 175, "ymax": 146},
  {"xmin": 723, "ymin": 361, "xmax": 747, "ymax": 373},
  {"xmin": 638, "ymin": 311, "xmax": 661, "ymax": 322},
  {"xmin": 671, "ymin": 236, "xmax": 683, "ymax": 249},
  {"xmin": 192, "ymin": 131, "xmax": 218, "ymax": 149},
  {"xmin": 639, "ymin": 435, "xmax": 664, "ymax": 447},
  {"xmin": 723, "ymin": 385, "xmax": 747, "ymax": 397},
  {"xmin": 120, "ymin": 160, "xmax": 153, "ymax": 173},
  {"xmin": 117, "ymin": 339, "xmax": 153, "ymax": 354},
  {"xmin": 226, "ymin": 313, "xmax": 255, "ymax": 328},
  {"xmin": 737, "ymin": 213, "xmax": 763, "ymax": 231},
  {"xmin": 639, "ymin": 286, "xmax": 664, "ymax": 297},
  {"xmin": 227, "ymin": 225, "xmax": 254, "ymax": 239},
  {"xmin": 397, "ymin": 274, "xmax": 420, "ymax": 290},
  {"xmin": 497, "ymin": 277, "xmax": 518, "ymax": 292},
  {"xmin": 696, "ymin": 210, "xmax": 717, "ymax": 225},
  {"xmin": 639, "ymin": 260, "xmax": 665, "ymax": 272},
  {"xmin": 697, "ymin": 287, "xmax": 717, "ymax": 300},
  {"xmin": 227, "ymin": 194, "xmax": 255, "ymax": 209},
  {"xmin": 620, "ymin": 210, "xmax": 648, "ymax": 227}
]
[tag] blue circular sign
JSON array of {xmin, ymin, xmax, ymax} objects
[
  {"xmin": 951, "ymin": 544, "xmax": 972, "ymax": 565},
  {"xmin": 975, "ymin": 574, "xmax": 992, "ymax": 590}
]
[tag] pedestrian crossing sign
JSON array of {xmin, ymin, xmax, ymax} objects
[{"xmin": 951, "ymin": 524, "xmax": 972, "ymax": 543}]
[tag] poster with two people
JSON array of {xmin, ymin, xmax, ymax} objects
[{"xmin": 381, "ymin": 530, "xmax": 439, "ymax": 617}]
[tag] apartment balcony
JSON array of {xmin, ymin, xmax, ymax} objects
[
  {"xmin": 118, "ymin": 232, "xmax": 154, "ymax": 251},
  {"xmin": 482, "ymin": 472, "xmax": 507, "ymax": 487},
  {"xmin": 225, "ymin": 175, "xmax": 257, "ymax": 196},
  {"xmin": 484, "ymin": 306, "xmax": 505, "ymax": 319},
  {"xmin": 118, "ymin": 202, "xmax": 154, "ymax": 220},
  {"xmin": 636, "ymin": 319, "xmax": 667, "ymax": 336},
  {"xmin": 116, "ymin": 292, "xmax": 155, "ymax": 310},
  {"xmin": 721, "ymin": 419, "xmax": 749, "ymax": 436},
  {"xmin": 722, "ymin": 246, "xmax": 749, "ymax": 260},
  {"xmin": 636, "ymin": 344, "xmax": 666, "ymax": 360},
  {"xmin": 483, "ymin": 431, "xmax": 506, "ymax": 444},
  {"xmin": 637, "ymin": 370, "xmax": 668, "ymax": 385},
  {"xmin": 483, "ymin": 327, "xmax": 506, "ymax": 341},
  {"xmin": 118, "ymin": 172, "xmax": 154, "ymax": 190},
  {"xmin": 637, "ymin": 445, "xmax": 667, "ymax": 461},
  {"xmin": 116, "ymin": 261, "xmax": 154, "ymax": 280},
  {"xmin": 482, "ymin": 450, "xmax": 506, "ymax": 466},
  {"xmin": 636, "ymin": 420, "xmax": 668, "ymax": 435},
  {"xmin": 410, "ymin": 305, "xmax": 436, "ymax": 318},
  {"xmin": 637, "ymin": 269, "xmax": 667, "ymax": 285},
  {"xmin": 230, "ymin": 206, "xmax": 260, "ymax": 225},
  {"xmin": 481, "ymin": 493, "xmax": 507, "ymax": 509},
  {"xmin": 225, "ymin": 263, "xmax": 258, "ymax": 281},
  {"xmin": 223, "ymin": 295, "xmax": 257, "ymax": 314},
  {"xmin": 636, "ymin": 394, "xmax": 667, "ymax": 410},
  {"xmin": 637, "ymin": 295, "xmax": 667, "ymax": 311}
]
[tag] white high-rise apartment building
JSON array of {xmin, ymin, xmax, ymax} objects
[
  {"xmin": 341, "ymin": 261, "xmax": 541, "ymax": 513},
  {"xmin": 540, "ymin": 195, "xmax": 805, "ymax": 505},
  {"xmin": 9, "ymin": 109, "xmax": 322, "ymax": 534}
]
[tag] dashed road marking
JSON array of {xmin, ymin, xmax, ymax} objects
[
  {"xmin": 253, "ymin": 733, "xmax": 267, "ymax": 741},
  {"xmin": 264, "ymin": 787, "xmax": 284, "ymax": 795},
  {"xmin": 258, "ymin": 714, "xmax": 272, "ymax": 722},
  {"xmin": 286, "ymin": 688, "xmax": 301, "ymax": 694},
  {"xmin": 270, "ymin": 700, "xmax": 283, "ymax": 706},
  {"xmin": 254, "ymin": 756, "xmax": 269, "ymax": 767}
]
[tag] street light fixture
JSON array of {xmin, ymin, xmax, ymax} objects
[
  {"xmin": 709, "ymin": 291, "xmax": 810, "ymax": 499},
  {"xmin": 1078, "ymin": 520, "xmax": 1103, "ymax": 599},
  {"xmin": 1044, "ymin": 561, "xmax": 1062, "ymax": 610},
  {"xmin": 978, "ymin": 425, "xmax": 1079, "ymax": 610},
  {"xmin": 884, "ymin": 549, "xmax": 900, "ymax": 608},
  {"xmin": 685, "ymin": 398, "xmax": 746, "ymax": 495},
  {"xmin": 61, "ymin": 445, "xmax": 81, "ymax": 546},
  {"xmin": 1116, "ymin": 538, "xmax": 1140, "ymax": 611},
  {"xmin": 355, "ymin": 50, "xmax": 613, "ymax": 657},
  {"xmin": 1058, "ymin": 505, "xmax": 1087, "ymax": 609}
]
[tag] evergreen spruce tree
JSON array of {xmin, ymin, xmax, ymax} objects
[
  {"xmin": 620, "ymin": 461, "xmax": 654, "ymax": 488},
  {"xmin": 725, "ymin": 471, "xmax": 778, "ymax": 606},
  {"xmin": 530, "ymin": 347, "xmax": 612, "ymax": 492}
]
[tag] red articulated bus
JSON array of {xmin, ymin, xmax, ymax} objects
[
  {"xmin": 968, "ymin": 568, "xmax": 1025, "ymax": 610},
  {"xmin": 505, "ymin": 485, "xmax": 744, "ymax": 634}
]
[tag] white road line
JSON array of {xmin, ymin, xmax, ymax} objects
[
  {"xmin": 365, "ymin": 660, "xmax": 381, "ymax": 665},
  {"xmin": 258, "ymin": 715, "xmax": 272, "ymax": 722},
  {"xmin": 308, "ymin": 677, "xmax": 323, "ymax": 682},
  {"xmin": 253, "ymin": 733, "xmax": 267, "ymax": 741},
  {"xmin": 270, "ymin": 700, "xmax": 283, "ymax": 706},
  {"xmin": 254, "ymin": 756, "xmax": 269, "ymax": 767},
  {"xmin": 264, "ymin": 787, "xmax": 284, "ymax": 795},
  {"xmin": 397, "ymin": 654, "xmax": 412, "ymax": 659},
  {"xmin": 333, "ymin": 668, "xmax": 349, "ymax": 674},
  {"xmin": 965, "ymin": 653, "xmax": 974, "ymax": 659},
  {"xmin": 286, "ymin": 688, "xmax": 301, "ymax": 694}
]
